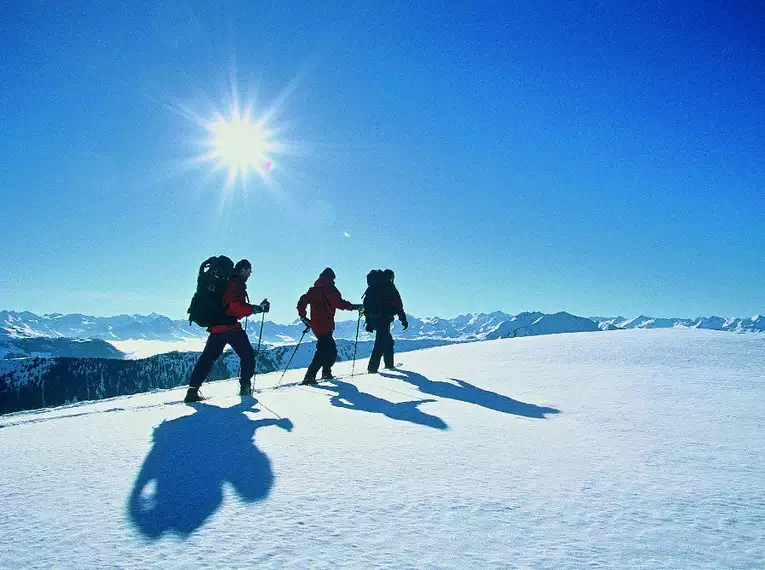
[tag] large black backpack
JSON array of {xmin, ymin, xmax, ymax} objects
[
  {"xmin": 362, "ymin": 269, "xmax": 385, "ymax": 316},
  {"xmin": 187, "ymin": 256, "xmax": 235, "ymax": 327}
]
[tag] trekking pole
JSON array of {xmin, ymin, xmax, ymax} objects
[
  {"xmin": 238, "ymin": 316, "xmax": 249, "ymax": 380},
  {"xmin": 277, "ymin": 326, "xmax": 310, "ymax": 388},
  {"xmin": 252, "ymin": 310, "xmax": 265, "ymax": 389},
  {"xmin": 351, "ymin": 310, "xmax": 362, "ymax": 378}
]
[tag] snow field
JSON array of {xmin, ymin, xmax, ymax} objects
[{"xmin": 1, "ymin": 329, "xmax": 764, "ymax": 569}]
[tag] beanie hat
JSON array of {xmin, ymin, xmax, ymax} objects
[
  {"xmin": 234, "ymin": 259, "xmax": 252, "ymax": 272},
  {"xmin": 320, "ymin": 267, "xmax": 336, "ymax": 280}
]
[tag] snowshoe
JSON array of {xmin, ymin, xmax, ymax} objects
[{"xmin": 184, "ymin": 388, "xmax": 205, "ymax": 403}]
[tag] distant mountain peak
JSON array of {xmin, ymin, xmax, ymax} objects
[{"xmin": 1, "ymin": 309, "xmax": 763, "ymax": 349}]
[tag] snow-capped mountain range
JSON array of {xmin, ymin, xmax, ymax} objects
[
  {"xmin": 0, "ymin": 311, "xmax": 202, "ymax": 341},
  {"xmin": 2, "ymin": 310, "xmax": 763, "ymax": 348},
  {"xmin": 595, "ymin": 314, "xmax": 765, "ymax": 332}
]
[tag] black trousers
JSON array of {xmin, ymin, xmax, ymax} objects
[
  {"xmin": 305, "ymin": 334, "xmax": 338, "ymax": 380},
  {"xmin": 368, "ymin": 319, "xmax": 394, "ymax": 372},
  {"xmin": 189, "ymin": 327, "xmax": 254, "ymax": 389}
]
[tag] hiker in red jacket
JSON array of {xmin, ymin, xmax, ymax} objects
[
  {"xmin": 185, "ymin": 259, "xmax": 270, "ymax": 402},
  {"xmin": 297, "ymin": 267, "xmax": 362, "ymax": 384}
]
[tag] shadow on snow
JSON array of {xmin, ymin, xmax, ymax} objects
[
  {"xmin": 381, "ymin": 369, "xmax": 560, "ymax": 419},
  {"xmin": 126, "ymin": 369, "xmax": 554, "ymax": 538},
  {"xmin": 316, "ymin": 378, "xmax": 448, "ymax": 430},
  {"xmin": 127, "ymin": 399, "xmax": 293, "ymax": 539}
]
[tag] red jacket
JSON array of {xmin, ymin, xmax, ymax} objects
[
  {"xmin": 209, "ymin": 278, "xmax": 255, "ymax": 334},
  {"xmin": 297, "ymin": 277, "xmax": 355, "ymax": 336}
]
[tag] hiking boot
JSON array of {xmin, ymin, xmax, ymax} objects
[
  {"xmin": 301, "ymin": 377, "xmax": 318, "ymax": 386},
  {"xmin": 184, "ymin": 387, "xmax": 204, "ymax": 403},
  {"xmin": 320, "ymin": 372, "xmax": 334, "ymax": 380},
  {"xmin": 367, "ymin": 367, "xmax": 378, "ymax": 374},
  {"xmin": 238, "ymin": 382, "xmax": 252, "ymax": 396}
]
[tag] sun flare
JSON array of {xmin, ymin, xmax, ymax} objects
[
  {"xmin": 204, "ymin": 107, "xmax": 278, "ymax": 183},
  {"xmin": 161, "ymin": 76, "xmax": 300, "ymax": 191}
]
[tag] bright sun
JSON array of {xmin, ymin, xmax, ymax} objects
[
  {"xmin": 203, "ymin": 106, "xmax": 279, "ymax": 183},
  {"xmin": 163, "ymin": 78, "xmax": 298, "ymax": 188}
]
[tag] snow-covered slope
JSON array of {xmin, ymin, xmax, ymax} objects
[
  {"xmin": 615, "ymin": 315, "xmax": 654, "ymax": 329},
  {"xmin": 484, "ymin": 311, "xmax": 545, "ymax": 339},
  {"xmin": 512, "ymin": 311, "xmax": 599, "ymax": 337},
  {"xmin": 1, "ymin": 329, "xmax": 763, "ymax": 569},
  {"xmin": 740, "ymin": 314, "xmax": 765, "ymax": 331}
]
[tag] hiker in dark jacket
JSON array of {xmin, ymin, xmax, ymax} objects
[
  {"xmin": 364, "ymin": 268, "xmax": 408, "ymax": 373},
  {"xmin": 185, "ymin": 259, "xmax": 270, "ymax": 402},
  {"xmin": 297, "ymin": 267, "xmax": 362, "ymax": 384}
]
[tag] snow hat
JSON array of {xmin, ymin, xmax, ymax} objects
[
  {"xmin": 320, "ymin": 267, "xmax": 336, "ymax": 280},
  {"xmin": 234, "ymin": 259, "xmax": 252, "ymax": 272},
  {"xmin": 383, "ymin": 268, "xmax": 395, "ymax": 281}
]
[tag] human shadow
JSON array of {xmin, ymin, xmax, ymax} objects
[
  {"xmin": 381, "ymin": 369, "xmax": 560, "ymax": 419},
  {"xmin": 316, "ymin": 378, "xmax": 448, "ymax": 430},
  {"xmin": 127, "ymin": 400, "xmax": 293, "ymax": 539}
]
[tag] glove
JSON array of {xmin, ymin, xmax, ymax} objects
[
  {"xmin": 365, "ymin": 321, "xmax": 374, "ymax": 333},
  {"xmin": 300, "ymin": 317, "xmax": 311, "ymax": 329},
  {"xmin": 259, "ymin": 299, "xmax": 270, "ymax": 313},
  {"xmin": 401, "ymin": 317, "xmax": 409, "ymax": 331},
  {"xmin": 353, "ymin": 304, "xmax": 364, "ymax": 311}
]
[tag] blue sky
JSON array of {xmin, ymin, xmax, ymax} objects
[{"xmin": 1, "ymin": 0, "xmax": 763, "ymax": 323}]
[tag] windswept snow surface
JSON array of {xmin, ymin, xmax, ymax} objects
[{"xmin": 2, "ymin": 329, "xmax": 764, "ymax": 569}]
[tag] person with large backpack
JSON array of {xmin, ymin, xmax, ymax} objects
[
  {"xmin": 296, "ymin": 267, "xmax": 363, "ymax": 385},
  {"xmin": 363, "ymin": 268, "xmax": 408, "ymax": 373},
  {"xmin": 185, "ymin": 258, "xmax": 270, "ymax": 402}
]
